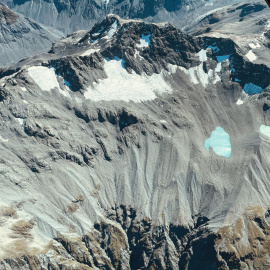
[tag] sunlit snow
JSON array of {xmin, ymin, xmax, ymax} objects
[
  {"xmin": 249, "ymin": 43, "xmax": 260, "ymax": 49},
  {"xmin": 198, "ymin": 49, "xmax": 207, "ymax": 62},
  {"xmin": 107, "ymin": 21, "xmax": 118, "ymax": 38},
  {"xmin": 28, "ymin": 66, "xmax": 71, "ymax": 98},
  {"xmin": 28, "ymin": 66, "xmax": 60, "ymax": 91},
  {"xmin": 16, "ymin": 118, "xmax": 24, "ymax": 125},
  {"xmin": 236, "ymin": 99, "xmax": 244, "ymax": 105},
  {"xmin": 246, "ymin": 50, "xmax": 257, "ymax": 62},
  {"xmin": 205, "ymin": 126, "xmax": 232, "ymax": 158},
  {"xmin": 84, "ymin": 58, "xmax": 176, "ymax": 102}
]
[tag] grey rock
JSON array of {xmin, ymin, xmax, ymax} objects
[{"xmin": 0, "ymin": 3, "xmax": 62, "ymax": 68}]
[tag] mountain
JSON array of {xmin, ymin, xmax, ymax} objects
[
  {"xmin": 1, "ymin": 0, "xmax": 243, "ymax": 34},
  {"xmin": 0, "ymin": 3, "xmax": 62, "ymax": 68},
  {"xmin": 1, "ymin": 8, "xmax": 270, "ymax": 268}
]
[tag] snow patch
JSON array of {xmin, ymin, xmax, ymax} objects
[
  {"xmin": 236, "ymin": 99, "xmax": 244, "ymax": 105},
  {"xmin": 236, "ymin": 91, "xmax": 249, "ymax": 105},
  {"xmin": 199, "ymin": 49, "xmax": 207, "ymax": 62},
  {"xmin": 137, "ymin": 34, "xmax": 151, "ymax": 48},
  {"xmin": 20, "ymin": 87, "xmax": 27, "ymax": 92},
  {"xmin": 0, "ymin": 136, "xmax": 8, "ymax": 142},
  {"xmin": 84, "ymin": 59, "xmax": 176, "ymax": 102},
  {"xmin": 246, "ymin": 50, "xmax": 257, "ymax": 62},
  {"xmin": 249, "ymin": 43, "xmax": 260, "ymax": 49},
  {"xmin": 205, "ymin": 127, "xmax": 232, "ymax": 158},
  {"xmin": 134, "ymin": 50, "xmax": 143, "ymax": 59},
  {"xmin": 16, "ymin": 118, "xmax": 24, "ymax": 125},
  {"xmin": 28, "ymin": 66, "xmax": 60, "ymax": 92},
  {"xmin": 28, "ymin": 66, "xmax": 71, "ymax": 98}
]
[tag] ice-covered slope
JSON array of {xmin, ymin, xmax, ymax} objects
[
  {"xmin": 0, "ymin": 3, "xmax": 62, "ymax": 68},
  {"xmin": 2, "ymin": 0, "xmax": 243, "ymax": 34},
  {"xmin": 2, "ymin": 13, "xmax": 270, "ymax": 269}
]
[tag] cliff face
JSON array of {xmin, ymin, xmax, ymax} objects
[
  {"xmin": 0, "ymin": 11, "xmax": 270, "ymax": 268},
  {"xmin": 0, "ymin": 3, "xmax": 62, "ymax": 68}
]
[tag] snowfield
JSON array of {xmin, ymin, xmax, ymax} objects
[{"xmin": 84, "ymin": 57, "xmax": 177, "ymax": 102}]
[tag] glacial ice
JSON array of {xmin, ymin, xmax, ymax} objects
[
  {"xmin": 243, "ymin": 83, "xmax": 263, "ymax": 95},
  {"xmin": 84, "ymin": 58, "xmax": 176, "ymax": 102},
  {"xmin": 208, "ymin": 45, "xmax": 220, "ymax": 53},
  {"xmin": 205, "ymin": 126, "xmax": 232, "ymax": 158},
  {"xmin": 216, "ymin": 55, "xmax": 230, "ymax": 63}
]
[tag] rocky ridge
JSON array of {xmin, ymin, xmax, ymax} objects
[
  {"xmin": 0, "ymin": 3, "xmax": 62, "ymax": 68},
  {"xmin": 1, "ymin": 0, "xmax": 243, "ymax": 34}
]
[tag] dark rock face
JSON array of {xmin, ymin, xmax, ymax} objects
[{"xmin": 0, "ymin": 206, "xmax": 221, "ymax": 270}]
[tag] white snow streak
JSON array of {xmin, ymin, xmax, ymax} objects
[
  {"xmin": 106, "ymin": 21, "xmax": 118, "ymax": 38},
  {"xmin": 0, "ymin": 136, "xmax": 8, "ymax": 142}
]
